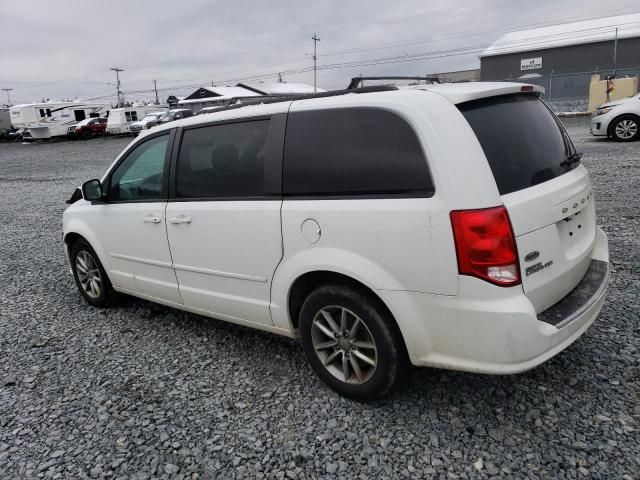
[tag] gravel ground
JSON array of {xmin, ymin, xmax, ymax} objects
[{"xmin": 0, "ymin": 119, "xmax": 638, "ymax": 480}]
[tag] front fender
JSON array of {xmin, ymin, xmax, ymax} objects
[{"xmin": 63, "ymin": 217, "xmax": 113, "ymax": 277}]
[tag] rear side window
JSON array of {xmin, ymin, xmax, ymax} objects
[
  {"xmin": 283, "ymin": 108, "xmax": 433, "ymax": 197},
  {"xmin": 176, "ymin": 120, "xmax": 270, "ymax": 198},
  {"xmin": 459, "ymin": 95, "xmax": 578, "ymax": 195}
]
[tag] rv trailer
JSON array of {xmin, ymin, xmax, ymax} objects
[
  {"xmin": 106, "ymin": 105, "xmax": 167, "ymax": 135},
  {"xmin": 9, "ymin": 102, "xmax": 110, "ymax": 139}
]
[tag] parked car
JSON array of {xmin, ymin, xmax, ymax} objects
[
  {"xmin": 71, "ymin": 117, "xmax": 107, "ymax": 139},
  {"xmin": 129, "ymin": 112, "xmax": 165, "ymax": 134},
  {"xmin": 590, "ymin": 92, "xmax": 640, "ymax": 141},
  {"xmin": 146, "ymin": 108, "xmax": 194, "ymax": 129},
  {"xmin": 63, "ymin": 82, "xmax": 609, "ymax": 400}
]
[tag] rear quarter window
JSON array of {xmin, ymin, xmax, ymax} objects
[
  {"xmin": 459, "ymin": 94, "xmax": 578, "ymax": 195},
  {"xmin": 283, "ymin": 107, "xmax": 434, "ymax": 197}
]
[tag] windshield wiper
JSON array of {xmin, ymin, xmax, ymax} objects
[{"xmin": 560, "ymin": 152, "xmax": 583, "ymax": 169}]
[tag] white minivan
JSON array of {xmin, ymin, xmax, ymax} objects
[{"xmin": 63, "ymin": 82, "xmax": 609, "ymax": 400}]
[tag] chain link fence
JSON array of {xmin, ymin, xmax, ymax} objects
[{"xmin": 505, "ymin": 66, "xmax": 640, "ymax": 113}]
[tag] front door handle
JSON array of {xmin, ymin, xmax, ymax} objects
[
  {"xmin": 143, "ymin": 215, "xmax": 162, "ymax": 224},
  {"xmin": 168, "ymin": 215, "xmax": 192, "ymax": 224}
]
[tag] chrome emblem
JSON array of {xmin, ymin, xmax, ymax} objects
[{"xmin": 524, "ymin": 251, "xmax": 540, "ymax": 262}]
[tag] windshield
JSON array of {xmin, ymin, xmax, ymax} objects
[
  {"xmin": 141, "ymin": 114, "xmax": 159, "ymax": 121},
  {"xmin": 459, "ymin": 94, "xmax": 579, "ymax": 195}
]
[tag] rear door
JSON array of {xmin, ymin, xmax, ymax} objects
[
  {"xmin": 460, "ymin": 94, "xmax": 596, "ymax": 313},
  {"xmin": 165, "ymin": 114, "xmax": 286, "ymax": 325}
]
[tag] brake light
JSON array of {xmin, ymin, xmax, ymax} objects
[
  {"xmin": 521, "ymin": 85, "xmax": 534, "ymax": 92},
  {"xmin": 450, "ymin": 206, "xmax": 520, "ymax": 286}
]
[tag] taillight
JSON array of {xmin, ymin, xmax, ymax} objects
[{"xmin": 450, "ymin": 206, "xmax": 520, "ymax": 287}]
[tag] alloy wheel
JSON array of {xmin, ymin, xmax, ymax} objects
[
  {"xmin": 615, "ymin": 119, "xmax": 638, "ymax": 139},
  {"xmin": 311, "ymin": 306, "xmax": 378, "ymax": 384},
  {"xmin": 75, "ymin": 250, "xmax": 102, "ymax": 298}
]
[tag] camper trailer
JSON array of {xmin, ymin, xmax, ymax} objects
[
  {"xmin": 9, "ymin": 101, "xmax": 110, "ymax": 139},
  {"xmin": 106, "ymin": 105, "xmax": 167, "ymax": 135}
]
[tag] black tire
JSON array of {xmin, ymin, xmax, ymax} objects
[
  {"xmin": 70, "ymin": 239, "xmax": 117, "ymax": 307},
  {"xmin": 610, "ymin": 115, "xmax": 640, "ymax": 142},
  {"xmin": 298, "ymin": 283, "xmax": 407, "ymax": 401}
]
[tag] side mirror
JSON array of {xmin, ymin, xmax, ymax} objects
[{"xmin": 82, "ymin": 179, "xmax": 103, "ymax": 201}]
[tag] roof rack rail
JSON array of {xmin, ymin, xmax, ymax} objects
[
  {"xmin": 197, "ymin": 85, "xmax": 399, "ymax": 116},
  {"xmin": 347, "ymin": 76, "xmax": 441, "ymax": 90}
]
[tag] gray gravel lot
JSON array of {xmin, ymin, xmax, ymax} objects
[{"xmin": 0, "ymin": 119, "xmax": 639, "ymax": 479}]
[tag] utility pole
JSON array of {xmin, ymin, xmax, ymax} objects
[
  {"xmin": 110, "ymin": 67, "xmax": 124, "ymax": 107},
  {"xmin": 152, "ymin": 80, "xmax": 159, "ymax": 104},
  {"xmin": 278, "ymin": 72, "xmax": 283, "ymax": 83},
  {"xmin": 312, "ymin": 33, "xmax": 320, "ymax": 93},
  {"xmin": 612, "ymin": 27, "xmax": 618, "ymax": 77},
  {"xmin": 1, "ymin": 88, "xmax": 12, "ymax": 106}
]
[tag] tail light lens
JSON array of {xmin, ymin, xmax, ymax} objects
[{"xmin": 450, "ymin": 206, "xmax": 520, "ymax": 286}]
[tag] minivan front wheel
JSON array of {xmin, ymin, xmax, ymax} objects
[
  {"xmin": 71, "ymin": 239, "xmax": 116, "ymax": 307},
  {"xmin": 611, "ymin": 115, "xmax": 639, "ymax": 142},
  {"xmin": 299, "ymin": 284, "xmax": 406, "ymax": 400}
]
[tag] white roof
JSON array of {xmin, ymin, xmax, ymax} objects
[
  {"xmin": 10, "ymin": 101, "xmax": 110, "ymax": 109},
  {"xmin": 178, "ymin": 86, "xmax": 260, "ymax": 105},
  {"xmin": 238, "ymin": 82, "xmax": 324, "ymax": 95},
  {"xmin": 481, "ymin": 13, "xmax": 640, "ymax": 57},
  {"xmin": 145, "ymin": 83, "xmax": 546, "ymax": 141}
]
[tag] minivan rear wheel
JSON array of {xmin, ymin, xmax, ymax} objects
[
  {"xmin": 611, "ymin": 115, "xmax": 639, "ymax": 142},
  {"xmin": 298, "ymin": 283, "xmax": 406, "ymax": 400},
  {"xmin": 70, "ymin": 239, "xmax": 116, "ymax": 307}
]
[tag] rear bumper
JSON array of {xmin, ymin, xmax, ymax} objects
[{"xmin": 379, "ymin": 227, "xmax": 609, "ymax": 374}]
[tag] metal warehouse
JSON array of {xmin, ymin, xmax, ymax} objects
[{"xmin": 480, "ymin": 13, "xmax": 640, "ymax": 111}]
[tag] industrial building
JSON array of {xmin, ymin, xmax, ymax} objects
[{"xmin": 480, "ymin": 13, "xmax": 640, "ymax": 110}]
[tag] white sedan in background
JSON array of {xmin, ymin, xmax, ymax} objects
[{"xmin": 590, "ymin": 93, "xmax": 640, "ymax": 141}]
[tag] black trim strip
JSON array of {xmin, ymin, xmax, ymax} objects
[{"xmin": 537, "ymin": 259, "xmax": 609, "ymax": 328}]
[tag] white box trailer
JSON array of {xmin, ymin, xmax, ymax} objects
[
  {"xmin": 106, "ymin": 105, "xmax": 167, "ymax": 135},
  {"xmin": 9, "ymin": 101, "xmax": 110, "ymax": 139}
]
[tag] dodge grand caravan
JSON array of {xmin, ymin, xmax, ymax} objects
[{"xmin": 63, "ymin": 82, "xmax": 609, "ymax": 400}]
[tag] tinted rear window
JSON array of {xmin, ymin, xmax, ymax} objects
[
  {"xmin": 283, "ymin": 108, "xmax": 433, "ymax": 197},
  {"xmin": 176, "ymin": 120, "xmax": 270, "ymax": 198},
  {"xmin": 459, "ymin": 95, "xmax": 578, "ymax": 195}
]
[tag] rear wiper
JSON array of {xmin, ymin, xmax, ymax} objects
[{"xmin": 560, "ymin": 152, "xmax": 583, "ymax": 169}]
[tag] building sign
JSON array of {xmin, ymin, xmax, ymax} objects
[
  {"xmin": 520, "ymin": 57, "xmax": 542, "ymax": 71},
  {"xmin": 166, "ymin": 95, "xmax": 179, "ymax": 108}
]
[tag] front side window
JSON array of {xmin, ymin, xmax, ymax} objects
[
  {"xmin": 283, "ymin": 108, "xmax": 434, "ymax": 196},
  {"xmin": 109, "ymin": 134, "xmax": 169, "ymax": 202},
  {"xmin": 176, "ymin": 120, "xmax": 270, "ymax": 198}
]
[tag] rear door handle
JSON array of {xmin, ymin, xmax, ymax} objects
[
  {"xmin": 143, "ymin": 215, "xmax": 162, "ymax": 224},
  {"xmin": 168, "ymin": 215, "xmax": 192, "ymax": 224}
]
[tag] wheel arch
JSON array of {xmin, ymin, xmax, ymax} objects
[
  {"xmin": 285, "ymin": 270, "xmax": 409, "ymax": 358},
  {"xmin": 607, "ymin": 112, "xmax": 640, "ymax": 137},
  {"xmin": 63, "ymin": 221, "xmax": 113, "ymax": 275}
]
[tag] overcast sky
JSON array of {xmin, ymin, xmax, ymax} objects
[{"xmin": 0, "ymin": 0, "xmax": 638, "ymax": 105}]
